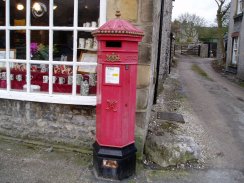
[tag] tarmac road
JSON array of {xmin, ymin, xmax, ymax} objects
[{"xmin": 177, "ymin": 54, "xmax": 244, "ymax": 171}]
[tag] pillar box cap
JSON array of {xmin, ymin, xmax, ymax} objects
[{"xmin": 92, "ymin": 11, "xmax": 144, "ymax": 37}]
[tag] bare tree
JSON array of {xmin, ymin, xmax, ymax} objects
[
  {"xmin": 177, "ymin": 13, "xmax": 206, "ymax": 43},
  {"xmin": 214, "ymin": 0, "xmax": 231, "ymax": 63}
]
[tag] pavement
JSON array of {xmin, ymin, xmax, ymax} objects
[{"xmin": 1, "ymin": 54, "xmax": 244, "ymax": 183}]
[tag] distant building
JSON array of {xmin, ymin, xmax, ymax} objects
[{"xmin": 226, "ymin": 0, "xmax": 244, "ymax": 79}]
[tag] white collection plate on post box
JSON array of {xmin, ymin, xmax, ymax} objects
[{"xmin": 105, "ymin": 67, "xmax": 120, "ymax": 84}]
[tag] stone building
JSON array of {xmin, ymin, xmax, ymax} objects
[
  {"xmin": 226, "ymin": 0, "xmax": 244, "ymax": 79},
  {"xmin": 0, "ymin": 0, "xmax": 173, "ymax": 156}
]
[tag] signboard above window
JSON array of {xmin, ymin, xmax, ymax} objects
[{"xmin": 0, "ymin": 0, "xmax": 107, "ymax": 105}]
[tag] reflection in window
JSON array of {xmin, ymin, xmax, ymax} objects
[
  {"xmin": 78, "ymin": 0, "xmax": 100, "ymax": 27},
  {"xmin": 0, "ymin": 62, "xmax": 6, "ymax": 90},
  {"xmin": 54, "ymin": 0, "xmax": 74, "ymax": 26},
  {"xmin": 10, "ymin": 62, "xmax": 27, "ymax": 91},
  {"xmin": 10, "ymin": 0, "xmax": 26, "ymax": 26},
  {"xmin": 31, "ymin": 0, "xmax": 49, "ymax": 26},
  {"xmin": 10, "ymin": 30, "xmax": 26, "ymax": 59},
  {"xmin": 0, "ymin": 0, "xmax": 5, "ymax": 26},
  {"xmin": 0, "ymin": 31, "xmax": 5, "ymax": 50},
  {"xmin": 76, "ymin": 66, "xmax": 97, "ymax": 96},
  {"xmin": 53, "ymin": 31, "xmax": 73, "ymax": 61},
  {"xmin": 31, "ymin": 30, "xmax": 49, "ymax": 60},
  {"xmin": 52, "ymin": 65, "xmax": 73, "ymax": 95}
]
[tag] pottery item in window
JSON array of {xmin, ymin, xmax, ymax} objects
[
  {"xmin": 1, "ymin": 72, "xmax": 6, "ymax": 80},
  {"xmin": 16, "ymin": 74, "xmax": 22, "ymax": 82},
  {"xmin": 88, "ymin": 73, "xmax": 96, "ymax": 86},
  {"xmin": 91, "ymin": 21, "xmax": 97, "ymax": 27},
  {"xmin": 10, "ymin": 74, "xmax": 14, "ymax": 81},
  {"xmin": 85, "ymin": 22, "xmax": 91, "ymax": 27},
  {"xmin": 40, "ymin": 64, "xmax": 48, "ymax": 73},
  {"xmin": 68, "ymin": 76, "xmax": 73, "ymax": 85},
  {"xmin": 80, "ymin": 80, "xmax": 89, "ymax": 96},
  {"xmin": 85, "ymin": 38, "xmax": 93, "ymax": 49},
  {"xmin": 93, "ymin": 38, "xmax": 98, "ymax": 50},
  {"xmin": 52, "ymin": 76, "xmax": 57, "ymax": 84},
  {"xmin": 79, "ymin": 38, "xmax": 85, "ymax": 49},
  {"xmin": 31, "ymin": 65, "xmax": 38, "ymax": 72},
  {"xmin": 76, "ymin": 74, "xmax": 83, "ymax": 85},
  {"xmin": 58, "ymin": 77, "xmax": 65, "ymax": 84},
  {"xmin": 43, "ymin": 75, "xmax": 49, "ymax": 83}
]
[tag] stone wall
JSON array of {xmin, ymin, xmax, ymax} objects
[
  {"xmin": 158, "ymin": 0, "xmax": 173, "ymax": 87},
  {"xmin": 0, "ymin": 99, "xmax": 96, "ymax": 150},
  {"xmin": 237, "ymin": 17, "xmax": 244, "ymax": 80}
]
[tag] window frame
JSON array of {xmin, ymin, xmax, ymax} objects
[
  {"xmin": 237, "ymin": 0, "xmax": 243, "ymax": 14},
  {"xmin": 0, "ymin": 0, "xmax": 107, "ymax": 105},
  {"xmin": 231, "ymin": 36, "xmax": 239, "ymax": 65}
]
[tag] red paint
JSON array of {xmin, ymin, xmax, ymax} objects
[{"xmin": 93, "ymin": 17, "xmax": 143, "ymax": 148}]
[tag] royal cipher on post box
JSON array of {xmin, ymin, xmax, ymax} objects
[{"xmin": 92, "ymin": 12, "xmax": 143, "ymax": 180}]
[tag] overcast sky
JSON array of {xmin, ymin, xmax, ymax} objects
[{"xmin": 172, "ymin": 0, "xmax": 230, "ymax": 26}]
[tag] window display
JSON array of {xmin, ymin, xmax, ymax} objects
[{"xmin": 0, "ymin": 0, "xmax": 106, "ymax": 105}]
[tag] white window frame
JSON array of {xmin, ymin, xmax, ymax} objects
[
  {"xmin": 232, "ymin": 37, "xmax": 239, "ymax": 65},
  {"xmin": 0, "ymin": 0, "xmax": 107, "ymax": 105},
  {"xmin": 237, "ymin": 0, "xmax": 243, "ymax": 14}
]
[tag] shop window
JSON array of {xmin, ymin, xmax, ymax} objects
[
  {"xmin": 54, "ymin": 0, "xmax": 74, "ymax": 26},
  {"xmin": 31, "ymin": 0, "xmax": 49, "ymax": 26},
  {"xmin": 10, "ymin": 30, "xmax": 26, "ymax": 59},
  {"xmin": 0, "ymin": 0, "xmax": 5, "ymax": 26},
  {"xmin": 0, "ymin": 0, "xmax": 106, "ymax": 105},
  {"xmin": 10, "ymin": 0, "xmax": 26, "ymax": 26},
  {"xmin": 0, "ymin": 62, "xmax": 6, "ymax": 91},
  {"xmin": 0, "ymin": 31, "xmax": 6, "ymax": 91},
  {"xmin": 31, "ymin": 30, "xmax": 49, "ymax": 61}
]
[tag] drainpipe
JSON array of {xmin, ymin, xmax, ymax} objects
[
  {"xmin": 169, "ymin": 32, "xmax": 173, "ymax": 74},
  {"xmin": 153, "ymin": 0, "xmax": 164, "ymax": 104}
]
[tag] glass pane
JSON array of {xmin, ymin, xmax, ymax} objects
[
  {"xmin": 31, "ymin": 0, "xmax": 49, "ymax": 26},
  {"xmin": 78, "ymin": 0, "xmax": 100, "ymax": 27},
  {"xmin": 53, "ymin": 64, "xmax": 73, "ymax": 95},
  {"xmin": 10, "ymin": 62, "xmax": 26, "ymax": 91},
  {"xmin": 53, "ymin": 31, "xmax": 73, "ymax": 61},
  {"xmin": 10, "ymin": 30, "xmax": 26, "ymax": 59},
  {"xmin": 0, "ymin": 0, "xmax": 5, "ymax": 26},
  {"xmin": 77, "ymin": 65, "xmax": 97, "ymax": 96},
  {"xmin": 0, "ymin": 62, "xmax": 6, "ymax": 90},
  {"xmin": 0, "ymin": 31, "xmax": 5, "ymax": 50},
  {"xmin": 31, "ymin": 30, "xmax": 49, "ymax": 60},
  {"xmin": 10, "ymin": 0, "xmax": 26, "ymax": 26},
  {"xmin": 54, "ymin": 0, "xmax": 74, "ymax": 26},
  {"xmin": 30, "ymin": 63, "xmax": 48, "ymax": 93}
]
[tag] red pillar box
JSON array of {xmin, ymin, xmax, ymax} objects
[{"xmin": 92, "ymin": 12, "xmax": 143, "ymax": 180}]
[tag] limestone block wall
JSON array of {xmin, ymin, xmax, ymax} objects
[
  {"xmin": 158, "ymin": 0, "xmax": 173, "ymax": 83},
  {"xmin": 0, "ymin": 99, "xmax": 96, "ymax": 150}
]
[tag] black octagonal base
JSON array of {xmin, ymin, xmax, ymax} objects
[{"xmin": 93, "ymin": 142, "xmax": 137, "ymax": 180}]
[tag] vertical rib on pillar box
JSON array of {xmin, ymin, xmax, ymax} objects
[{"xmin": 92, "ymin": 11, "xmax": 143, "ymax": 180}]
